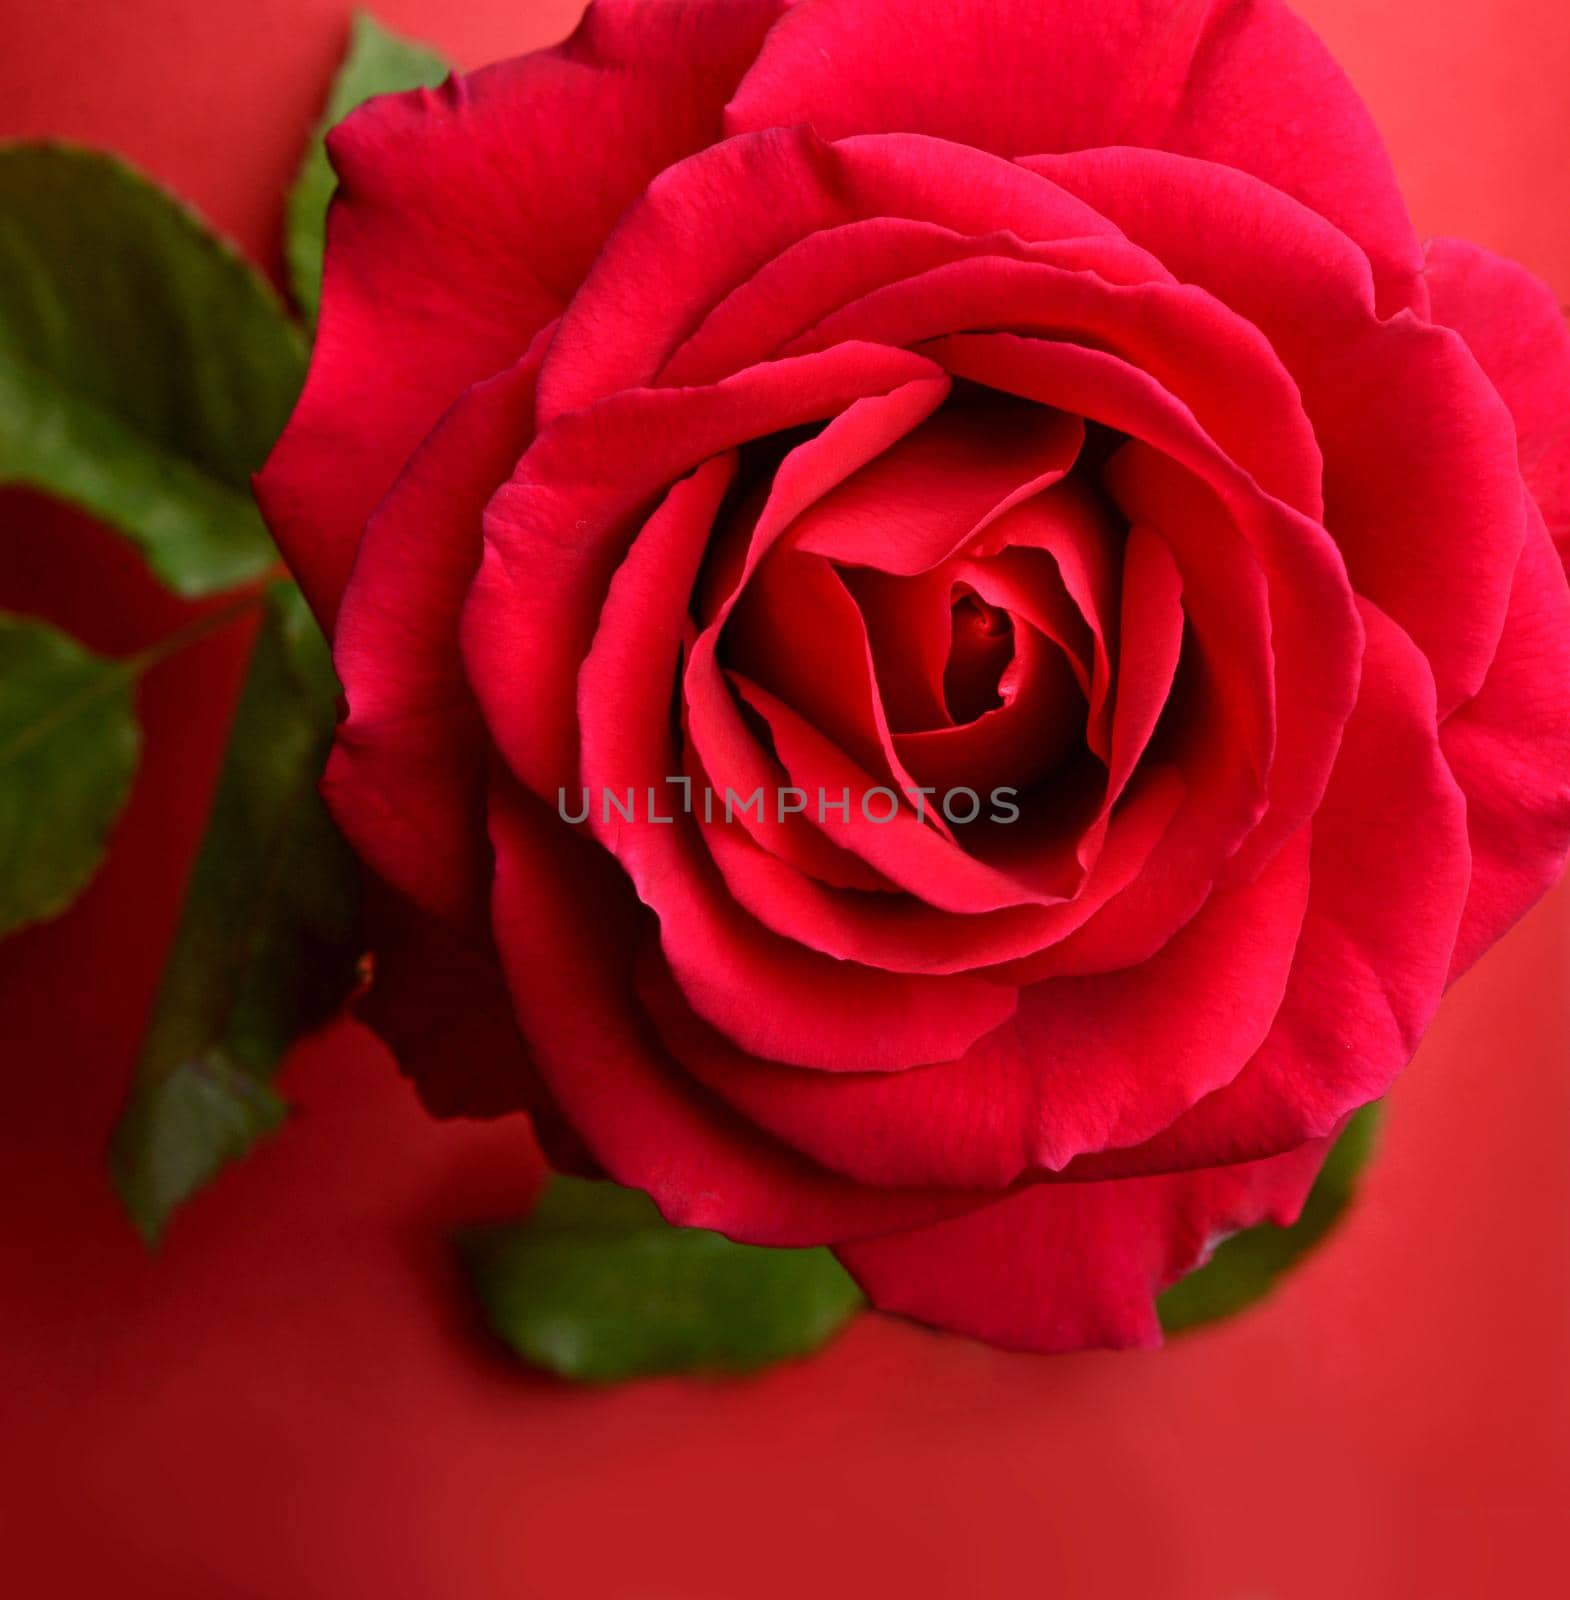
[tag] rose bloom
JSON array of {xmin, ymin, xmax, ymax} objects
[{"xmin": 260, "ymin": 0, "xmax": 1570, "ymax": 1351}]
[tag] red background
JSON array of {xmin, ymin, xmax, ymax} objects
[{"xmin": 3, "ymin": 3, "xmax": 1568, "ymax": 1595}]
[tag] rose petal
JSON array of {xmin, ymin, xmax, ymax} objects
[
  {"xmin": 1424, "ymin": 235, "xmax": 1570, "ymax": 557},
  {"xmin": 834, "ymin": 1135, "xmax": 1333, "ymax": 1352},
  {"xmin": 257, "ymin": 0, "xmax": 785, "ymax": 626},
  {"xmin": 785, "ymin": 253, "xmax": 1324, "ymax": 518},
  {"xmin": 725, "ymin": 0, "xmax": 1424, "ymax": 313},
  {"xmin": 487, "ymin": 778, "xmax": 980, "ymax": 1245},
  {"xmin": 695, "ymin": 751, "xmax": 1181, "ymax": 975},
  {"xmin": 575, "ymin": 449, "xmax": 1020, "ymax": 1071},
  {"xmin": 1066, "ymin": 601, "xmax": 1469, "ymax": 1179},
  {"xmin": 649, "ymin": 825, "xmax": 1308, "ymax": 1187},
  {"xmin": 788, "ymin": 397, "xmax": 1086, "ymax": 575},
  {"xmin": 1025, "ymin": 148, "xmax": 1527, "ymax": 715},
  {"xmin": 679, "ymin": 375, "xmax": 952, "ymax": 888},
  {"xmin": 723, "ymin": 549, "xmax": 933, "ymax": 799},
  {"xmin": 892, "ymin": 617, "xmax": 1083, "ymax": 796},
  {"xmin": 464, "ymin": 344, "xmax": 947, "ymax": 804},
  {"xmin": 355, "ymin": 879, "xmax": 591, "ymax": 1165},
  {"xmin": 933, "ymin": 332, "xmax": 1359, "ymax": 887},
  {"xmin": 1440, "ymin": 503, "xmax": 1570, "ymax": 977},
  {"xmin": 920, "ymin": 334, "xmax": 1356, "ymax": 974},
  {"xmin": 536, "ymin": 125, "xmax": 1142, "ymax": 420},
  {"xmin": 729, "ymin": 673, "xmax": 1089, "ymax": 910},
  {"xmin": 662, "ymin": 213, "xmax": 1162, "ymax": 389},
  {"xmin": 326, "ymin": 336, "xmax": 547, "ymax": 927}
]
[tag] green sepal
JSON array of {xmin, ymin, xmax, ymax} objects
[{"xmin": 460, "ymin": 1178, "xmax": 866, "ymax": 1383}]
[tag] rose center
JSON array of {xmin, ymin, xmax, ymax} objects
[{"xmin": 942, "ymin": 588, "xmax": 1015, "ymax": 725}]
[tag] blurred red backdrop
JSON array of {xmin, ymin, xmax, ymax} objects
[{"xmin": 2, "ymin": 3, "xmax": 1568, "ymax": 1596}]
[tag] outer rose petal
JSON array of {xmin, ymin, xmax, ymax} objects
[
  {"xmin": 724, "ymin": 0, "xmax": 1424, "ymax": 313},
  {"xmin": 836, "ymin": 1135, "xmax": 1334, "ymax": 1353},
  {"xmin": 1424, "ymin": 236, "xmax": 1570, "ymax": 555},
  {"xmin": 536, "ymin": 125, "xmax": 1142, "ymax": 422},
  {"xmin": 355, "ymin": 881, "xmax": 593, "ymax": 1167},
  {"xmin": 257, "ymin": 0, "xmax": 785, "ymax": 626},
  {"xmin": 1440, "ymin": 506, "xmax": 1570, "ymax": 977},
  {"xmin": 1377, "ymin": 241, "xmax": 1570, "ymax": 978},
  {"xmin": 326, "ymin": 339, "xmax": 547, "ymax": 928}
]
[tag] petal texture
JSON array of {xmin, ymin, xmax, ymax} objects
[
  {"xmin": 837, "ymin": 1135, "xmax": 1334, "ymax": 1353},
  {"xmin": 259, "ymin": 0, "xmax": 786, "ymax": 626},
  {"xmin": 725, "ymin": 0, "xmax": 1424, "ymax": 310}
]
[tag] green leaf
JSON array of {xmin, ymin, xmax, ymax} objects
[
  {"xmin": 106, "ymin": 1057, "xmax": 288, "ymax": 1241},
  {"xmin": 0, "ymin": 143, "xmax": 307, "ymax": 596},
  {"xmin": 1158, "ymin": 1102, "xmax": 1384, "ymax": 1336},
  {"xmin": 111, "ymin": 582, "xmax": 360, "ymax": 1243},
  {"xmin": 460, "ymin": 1179, "xmax": 866, "ymax": 1383},
  {"xmin": 286, "ymin": 10, "xmax": 450, "ymax": 323},
  {"xmin": 0, "ymin": 614, "xmax": 140, "ymax": 935}
]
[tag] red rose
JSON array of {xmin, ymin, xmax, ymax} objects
[{"xmin": 259, "ymin": 0, "xmax": 1570, "ymax": 1352}]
